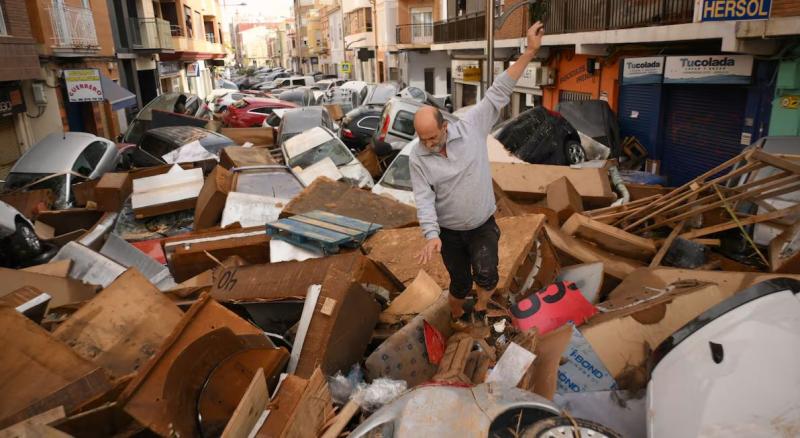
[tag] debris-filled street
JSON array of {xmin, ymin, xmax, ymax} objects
[{"xmin": 1, "ymin": 0, "xmax": 799, "ymax": 436}]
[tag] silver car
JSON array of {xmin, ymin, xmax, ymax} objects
[
  {"xmin": 281, "ymin": 126, "xmax": 374, "ymax": 188},
  {"xmin": 3, "ymin": 132, "xmax": 119, "ymax": 209}
]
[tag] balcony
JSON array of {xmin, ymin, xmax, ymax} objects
[
  {"xmin": 546, "ymin": 0, "xmax": 694, "ymax": 34},
  {"xmin": 130, "ymin": 18, "xmax": 173, "ymax": 51},
  {"xmin": 433, "ymin": 12, "xmax": 485, "ymax": 44},
  {"xmin": 396, "ymin": 23, "xmax": 433, "ymax": 46},
  {"xmin": 48, "ymin": 4, "xmax": 99, "ymax": 50}
]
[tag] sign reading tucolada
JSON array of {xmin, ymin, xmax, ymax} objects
[
  {"xmin": 664, "ymin": 55, "xmax": 753, "ymax": 84},
  {"xmin": 622, "ymin": 56, "xmax": 664, "ymax": 84}
]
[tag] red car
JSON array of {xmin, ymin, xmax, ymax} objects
[{"xmin": 222, "ymin": 97, "xmax": 297, "ymax": 128}]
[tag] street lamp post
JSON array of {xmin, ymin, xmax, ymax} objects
[{"xmin": 485, "ymin": 0, "xmax": 539, "ymax": 93}]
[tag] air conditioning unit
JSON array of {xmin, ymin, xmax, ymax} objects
[{"xmin": 534, "ymin": 66, "xmax": 555, "ymax": 86}]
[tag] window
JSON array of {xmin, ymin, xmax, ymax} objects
[
  {"xmin": 410, "ymin": 8, "xmax": 432, "ymax": 41},
  {"xmin": 183, "ymin": 6, "xmax": 193, "ymax": 38},
  {"xmin": 424, "ymin": 68, "xmax": 435, "ymax": 94},
  {"xmin": 356, "ymin": 116, "xmax": 379, "ymax": 130},
  {"xmin": 72, "ymin": 141, "xmax": 109, "ymax": 175},
  {"xmin": 0, "ymin": 3, "xmax": 7, "ymax": 35},
  {"xmin": 249, "ymin": 107, "xmax": 274, "ymax": 115},
  {"xmin": 494, "ymin": 0, "xmax": 504, "ymax": 17},
  {"xmin": 392, "ymin": 110, "xmax": 416, "ymax": 136}
]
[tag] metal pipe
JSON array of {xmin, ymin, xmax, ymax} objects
[{"xmin": 486, "ymin": 0, "xmax": 494, "ymax": 93}]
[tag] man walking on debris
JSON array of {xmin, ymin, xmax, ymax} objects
[{"xmin": 410, "ymin": 21, "xmax": 545, "ymax": 330}]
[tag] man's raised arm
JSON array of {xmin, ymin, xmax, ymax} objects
[{"xmin": 461, "ymin": 21, "xmax": 545, "ymax": 133}]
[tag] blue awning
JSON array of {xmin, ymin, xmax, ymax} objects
[{"xmin": 100, "ymin": 75, "xmax": 137, "ymax": 110}]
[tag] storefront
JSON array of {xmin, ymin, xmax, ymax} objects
[
  {"xmin": 541, "ymin": 50, "xmax": 619, "ymax": 112},
  {"xmin": 158, "ymin": 61, "xmax": 183, "ymax": 94},
  {"xmin": 452, "ymin": 60, "xmax": 482, "ymax": 111},
  {"xmin": 618, "ymin": 54, "xmax": 776, "ymax": 185},
  {"xmin": 0, "ymin": 83, "xmax": 28, "ymax": 178}
]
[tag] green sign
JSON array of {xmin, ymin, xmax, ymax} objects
[{"xmin": 340, "ymin": 62, "xmax": 351, "ymax": 73}]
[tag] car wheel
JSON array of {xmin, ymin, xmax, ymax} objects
[
  {"xmin": 564, "ymin": 140, "xmax": 586, "ymax": 164},
  {"xmin": 522, "ymin": 417, "xmax": 621, "ymax": 438},
  {"xmin": 10, "ymin": 221, "xmax": 43, "ymax": 265}
]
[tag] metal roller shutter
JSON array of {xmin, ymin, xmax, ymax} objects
[
  {"xmin": 661, "ymin": 85, "xmax": 747, "ymax": 186},
  {"xmin": 619, "ymin": 83, "xmax": 663, "ymax": 158}
]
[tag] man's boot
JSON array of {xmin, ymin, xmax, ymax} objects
[
  {"xmin": 448, "ymin": 295, "xmax": 470, "ymax": 331},
  {"xmin": 474, "ymin": 287, "xmax": 495, "ymax": 312}
]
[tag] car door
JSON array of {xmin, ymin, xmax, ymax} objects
[{"xmin": 72, "ymin": 140, "xmax": 113, "ymax": 179}]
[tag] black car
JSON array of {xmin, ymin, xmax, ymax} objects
[
  {"xmin": 495, "ymin": 107, "xmax": 586, "ymax": 165},
  {"xmin": 339, "ymin": 105, "xmax": 383, "ymax": 151},
  {"xmin": 123, "ymin": 126, "xmax": 235, "ymax": 169}
]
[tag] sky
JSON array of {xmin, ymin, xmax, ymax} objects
[{"xmin": 223, "ymin": 0, "xmax": 293, "ymax": 22}]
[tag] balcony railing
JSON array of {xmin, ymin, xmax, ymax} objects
[
  {"xmin": 130, "ymin": 17, "xmax": 173, "ymax": 50},
  {"xmin": 48, "ymin": 5, "xmax": 99, "ymax": 49},
  {"xmin": 205, "ymin": 33, "xmax": 216, "ymax": 43},
  {"xmin": 433, "ymin": 12, "xmax": 485, "ymax": 44},
  {"xmin": 170, "ymin": 25, "xmax": 185, "ymax": 37},
  {"xmin": 396, "ymin": 23, "xmax": 433, "ymax": 45},
  {"xmin": 546, "ymin": 0, "xmax": 694, "ymax": 34}
]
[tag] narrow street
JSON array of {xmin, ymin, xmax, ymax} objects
[{"xmin": 0, "ymin": 0, "xmax": 798, "ymax": 436}]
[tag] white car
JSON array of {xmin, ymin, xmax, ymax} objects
[
  {"xmin": 0, "ymin": 200, "xmax": 51, "ymax": 268},
  {"xmin": 282, "ymin": 126, "xmax": 373, "ymax": 189},
  {"xmin": 210, "ymin": 90, "xmax": 249, "ymax": 114},
  {"xmin": 372, "ymin": 134, "xmax": 517, "ymax": 207}
]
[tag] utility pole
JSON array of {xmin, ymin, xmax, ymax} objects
[
  {"xmin": 485, "ymin": 0, "xmax": 494, "ymax": 97},
  {"xmin": 369, "ymin": 0, "xmax": 379, "ymax": 83}
]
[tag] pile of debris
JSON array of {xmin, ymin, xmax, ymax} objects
[{"xmin": 0, "ymin": 135, "xmax": 798, "ymax": 437}]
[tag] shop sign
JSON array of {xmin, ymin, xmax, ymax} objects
[
  {"xmin": 701, "ymin": 0, "xmax": 771, "ymax": 22},
  {"xmin": 0, "ymin": 85, "xmax": 26, "ymax": 117},
  {"xmin": 664, "ymin": 55, "xmax": 753, "ymax": 84},
  {"xmin": 510, "ymin": 61, "xmax": 541, "ymax": 89},
  {"xmin": 452, "ymin": 60, "xmax": 480, "ymax": 82},
  {"xmin": 64, "ymin": 69, "xmax": 104, "ymax": 103},
  {"xmin": 622, "ymin": 56, "xmax": 664, "ymax": 84},
  {"xmin": 158, "ymin": 61, "xmax": 180, "ymax": 76},
  {"xmin": 780, "ymin": 95, "xmax": 799, "ymax": 110},
  {"xmin": 186, "ymin": 62, "xmax": 200, "ymax": 77},
  {"xmin": 340, "ymin": 62, "xmax": 351, "ymax": 73}
]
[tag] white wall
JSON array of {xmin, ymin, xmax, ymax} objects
[
  {"xmin": 329, "ymin": 9, "xmax": 344, "ymax": 66},
  {"xmin": 403, "ymin": 51, "xmax": 451, "ymax": 96},
  {"xmin": 22, "ymin": 69, "xmax": 65, "ymax": 144},
  {"xmin": 375, "ymin": 0, "xmax": 397, "ymax": 48}
]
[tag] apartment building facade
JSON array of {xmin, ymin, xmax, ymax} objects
[
  {"xmin": 155, "ymin": 0, "xmax": 226, "ymax": 99},
  {"xmin": 0, "ymin": 0, "xmax": 43, "ymax": 177},
  {"xmin": 431, "ymin": 0, "xmax": 800, "ymax": 186},
  {"xmin": 26, "ymin": 0, "xmax": 130, "ymax": 141}
]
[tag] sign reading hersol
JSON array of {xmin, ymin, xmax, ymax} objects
[
  {"xmin": 64, "ymin": 69, "xmax": 104, "ymax": 103},
  {"xmin": 701, "ymin": 0, "xmax": 771, "ymax": 21}
]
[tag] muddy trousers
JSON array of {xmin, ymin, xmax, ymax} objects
[{"xmin": 440, "ymin": 215, "xmax": 501, "ymax": 300}]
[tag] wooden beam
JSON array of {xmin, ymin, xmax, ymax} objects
[
  {"xmin": 680, "ymin": 203, "xmax": 800, "ymax": 240},
  {"xmin": 750, "ymin": 149, "xmax": 800, "ymax": 176},
  {"xmin": 650, "ymin": 222, "xmax": 685, "ymax": 267},
  {"xmin": 563, "ymin": 214, "xmax": 656, "ymax": 261}
]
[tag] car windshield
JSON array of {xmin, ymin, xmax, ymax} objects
[
  {"xmin": 234, "ymin": 169, "xmax": 304, "ymax": 199},
  {"xmin": 288, "ymin": 138, "xmax": 352, "ymax": 169},
  {"xmin": 381, "ymin": 154, "xmax": 412, "ymax": 190},
  {"xmin": 365, "ymin": 85, "xmax": 397, "ymax": 105},
  {"xmin": 5, "ymin": 173, "xmax": 84, "ymax": 209}
]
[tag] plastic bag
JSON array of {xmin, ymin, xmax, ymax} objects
[{"xmin": 354, "ymin": 378, "xmax": 408, "ymax": 412}]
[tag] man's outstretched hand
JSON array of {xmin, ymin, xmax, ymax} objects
[
  {"xmin": 417, "ymin": 237, "xmax": 442, "ymax": 265},
  {"xmin": 526, "ymin": 21, "xmax": 545, "ymax": 54}
]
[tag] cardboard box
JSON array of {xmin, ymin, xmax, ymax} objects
[
  {"xmin": 219, "ymin": 146, "xmax": 276, "ymax": 169},
  {"xmin": 94, "ymin": 172, "xmax": 133, "ymax": 213},
  {"xmin": 194, "ymin": 165, "xmax": 233, "ymax": 230},
  {"xmin": 491, "ymin": 163, "xmax": 616, "ymax": 207},
  {"xmin": 546, "ymin": 176, "xmax": 583, "ymax": 224},
  {"xmin": 132, "ymin": 166, "xmax": 204, "ymax": 219},
  {"xmin": 220, "ymin": 127, "xmax": 275, "ymax": 147},
  {"xmin": 161, "ymin": 226, "xmax": 270, "ymax": 282},
  {"xmin": 0, "ymin": 189, "xmax": 54, "ymax": 220}
]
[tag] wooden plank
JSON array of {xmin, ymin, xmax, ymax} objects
[
  {"xmin": 0, "ymin": 407, "xmax": 65, "ymax": 438},
  {"xmin": 303, "ymin": 210, "xmax": 381, "ymax": 233},
  {"xmin": 562, "ymin": 213, "xmax": 657, "ymax": 261},
  {"xmin": 22, "ymin": 260, "xmax": 72, "ymax": 278},
  {"xmin": 650, "ymin": 222, "xmax": 685, "ymax": 268},
  {"xmin": 544, "ymin": 223, "xmax": 644, "ymax": 280},
  {"xmin": 220, "ymin": 368, "xmax": 268, "ymax": 438},
  {"xmin": 320, "ymin": 400, "xmax": 360, "ymax": 438},
  {"xmin": 680, "ymin": 203, "xmax": 800, "ymax": 240},
  {"xmin": 490, "ymin": 163, "xmax": 616, "ymax": 205},
  {"xmin": 288, "ymin": 215, "xmax": 364, "ymax": 237},
  {"xmin": 750, "ymin": 148, "xmax": 800, "ymax": 176},
  {"xmin": 545, "ymin": 176, "xmax": 584, "ymax": 224},
  {"xmin": 52, "ymin": 269, "xmax": 183, "ymax": 379}
]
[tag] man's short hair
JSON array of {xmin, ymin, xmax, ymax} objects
[{"xmin": 433, "ymin": 108, "xmax": 444, "ymax": 127}]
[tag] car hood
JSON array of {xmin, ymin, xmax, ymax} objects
[
  {"xmin": 340, "ymin": 160, "xmax": 374, "ymax": 189},
  {"xmin": 10, "ymin": 132, "xmax": 106, "ymax": 174}
]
